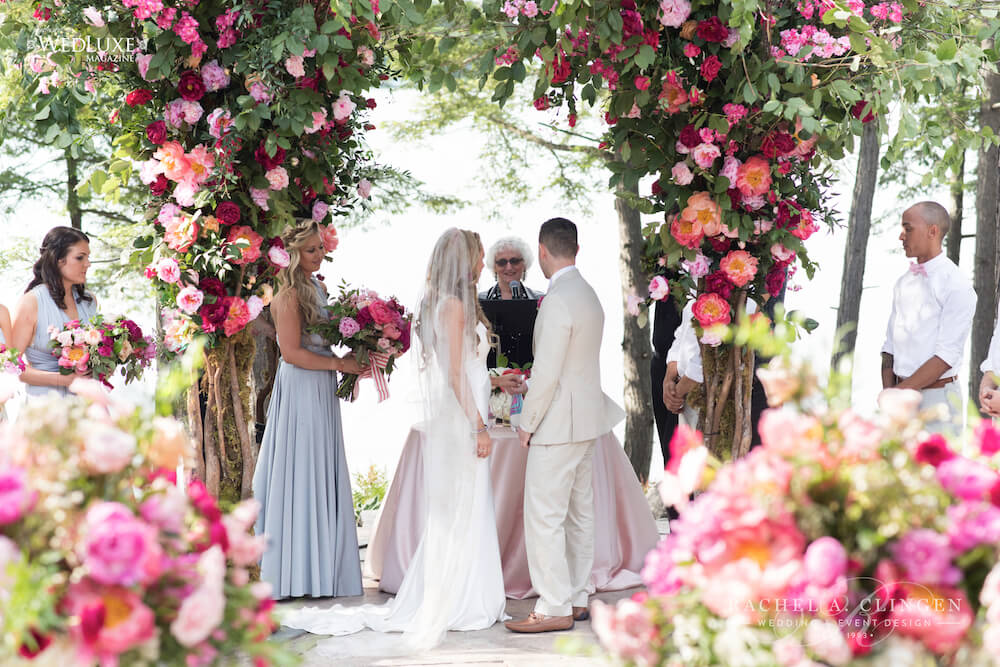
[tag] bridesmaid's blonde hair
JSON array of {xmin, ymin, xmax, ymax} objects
[{"xmin": 277, "ymin": 221, "xmax": 325, "ymax": 327}]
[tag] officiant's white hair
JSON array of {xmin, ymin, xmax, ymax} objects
[{"xmin": 485, "ymin": 236, "xmax": 534, "ymax": 272}]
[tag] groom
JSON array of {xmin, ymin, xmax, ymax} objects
[{"xmin": 506, "ymin": 217, "xmax": 625, "ymax": 633}]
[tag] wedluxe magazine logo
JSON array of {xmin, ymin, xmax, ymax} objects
[{"xmin": 26, "ymin": 30, "xmax": 148, "ymax": 63}]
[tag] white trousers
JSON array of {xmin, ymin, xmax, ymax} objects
[
  {"xmin": 523, "ymin": 440, "xmax": 595, "ymax": 617},
  {"xmin": 920, "ymin": 382, "xmax": 963, "ymax": 439}
]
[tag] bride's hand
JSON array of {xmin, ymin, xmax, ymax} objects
[
  {"xmin": 475, "ymin": 429, "xmax": 492, "ymax": 458},
  {"xmin": 338, "ymin": 354, "xmax": 366, "ymax": 375}
]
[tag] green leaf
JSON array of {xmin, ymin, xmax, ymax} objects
[
  {"xmin": 936, "ymin": 38, "xmax": 957, "ymax": 61},
  {"xmin": 439, "ymin": 37, "xmax": 458, "ymax": 53},
  {"xmin": 635, "ymin": 44, "xmax": 655, "ymax": 69},
  {"xmin": 582, "ymin": 83, "xmax": 596, "ymax": 106}
]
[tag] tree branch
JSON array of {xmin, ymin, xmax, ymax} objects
[
  {"xmin": 78, "ymin": 208, "xmax": 135, "ymax": 224},
  {"xmin": 486, "ymin": 112, "xmax": 608, "ymax": 159}
]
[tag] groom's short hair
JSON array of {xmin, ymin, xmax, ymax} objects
[{"xmin": 539, "ymin": 218, "xmax": 578, "ymax": 258}]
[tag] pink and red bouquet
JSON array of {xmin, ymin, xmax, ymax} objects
[
  {"xmin": 309, "ymin": 284, "xmax": 412, "ymax": 402},
  {"xmin": 592, "ymin": 357, "xmax": 1000, "ymax": 666},
  {"xmin": 0, "ymin": 343, "xmax": 26, "ymax": 376},
  {"xmin": 48, "ymin": 315, "xmax": 155, "ymax": 387},
  {"xmin": 0, "ymin": 386, "xmax": 289, "ymax": 665}
]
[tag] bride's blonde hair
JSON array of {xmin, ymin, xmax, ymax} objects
[
  {"xmin": 276, "ymin": 220, "xmax": 325, "ymax": 327},
  {"xmin": 417, "ymin": 228, "xmax": 492, "ymax": 358}
]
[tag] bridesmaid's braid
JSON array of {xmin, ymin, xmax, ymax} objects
[{"xmin": 26, "ymin": 226, "xmax": 93, "ymax": 310}]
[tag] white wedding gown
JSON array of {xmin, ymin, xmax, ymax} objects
[{"xmin": 281, "ymin": 322, "xmax": 506, "ymax": 656}]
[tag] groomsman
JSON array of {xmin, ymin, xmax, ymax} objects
[{"xmin": 881, "ymin": 201, "xmax": 977, "ymax": 436}]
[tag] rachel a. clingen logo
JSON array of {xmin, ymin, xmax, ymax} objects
[
  {"xmin": 28, "ymin": 33, "xmax": 149, "ymax": 62},
  {"xmin": 733, "ymin": 577, "xmax": 968, "ymax": 651}
]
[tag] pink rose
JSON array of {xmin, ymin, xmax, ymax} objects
[
  {"xmin": 332, "ymin": 91, "xmax": 356, "ymax": 121},
  {"xmin": 368, "ymin": 300, "xmax": 396, "ymax": 325},
  {"xmin": 80, "ymin": 502, "xmax": 163, "ymax": 586},
  {"xmin": 265, "ymin": 166, "xmax": 289, "ymax": 191},
  {"xmin": 311, "ymin": 199, "xmax": 329, "ymax": 222},
  {"xmin": 176, "ymin": 285, "xmax": 205, "ymax": 314},
  {"xmin": 358, "ymin": 178, "xmax": 373, "ymax": 199},
  {"xmin": 0, "ymin": 466, "xmax": 37, "ymax": 525},
  {"xmin": 81, "ymin": 424, "xmax": 137, "ymax": 474},
  {"xmin": 634, "ymin": 75, "xmax": 650, "ymax": 90},
  {"xmin": 222, "ymin": 514, "xmax": 266, "ymax": 567},
  {"xmin": 691, "ymin": 142, "xmax": 721, "ymax": 169},
  {"xmin": 720, "ymin": 155, "xmax": 741, "ymax": 183},
  {"xmin": 804, "ymin": 537, "xmax": 847, "ymax": 587},
  {"xmin": 671, "ymin": 161, "xmax": 694, "ymax": 185},
  {"xmin": 648, "ymin": 276, "xmax": 670, "ymax": 301},
  {"xmin": 320, "ymin": 224, "xmax": 339, "ymax": 252},
  {"xmin": 155, "ymin": 257, "xmax": 180, "ymax": 284},
  {"xmin": 681, "ymin": 253, "xmax": 711, "ymax": 279},
  {"xmin": 267, "ymin": 245, "xmax": 290, "ymax": 268},
  {"xmin": 247, "ymin": 295, "xmax": 264, "ymax": 321},
  {"xmin": 383, "ymin": 322, "xmax": 402, "ymax": 340},
  {"xmin": 284, "ymin": 54, "xmax": 305, "ymax": 78},
  {"xmin": 171, "ymin": 585, "xmax": 225, "ymax": 647},
  {"xmin": 658, "ymin": 0, "xmax": 691, "ymax": 28},
  {"xmin": 770, "ymin": 243, "xmax": 795, "ymax": 262}
]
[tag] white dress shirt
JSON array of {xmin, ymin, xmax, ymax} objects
[
  {"xmin": 981, "ymin": 299, "xmax": 1000, "ymax": 375},
  {"xmin": 882, "ymin": 252, "xmax": 977, "ymax": 379},
  {"xmin": 666, "ymin": 302, "xmax": 703, "ymax": 383}
]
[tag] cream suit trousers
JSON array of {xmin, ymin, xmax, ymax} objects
[{"xmin": 523, "ymin": 439, "xmax": 595, "ymax": 617}]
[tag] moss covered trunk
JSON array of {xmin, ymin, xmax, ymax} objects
[{"xmin": 188, "ymin": 328, "xmax": 258, "ymax": 508}]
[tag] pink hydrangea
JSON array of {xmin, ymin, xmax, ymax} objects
[{"xmin": 80, "ymin": 502, "xmax": 163, "ymax": 586}]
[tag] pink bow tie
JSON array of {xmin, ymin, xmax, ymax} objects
[{"xmin": 909, "ymin": 262, "xmax": 927, "ymax": 277}]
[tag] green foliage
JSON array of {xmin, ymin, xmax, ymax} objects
[{"xmin": 352, "ymin": 464, "xmax": 389, "ymax": 525}]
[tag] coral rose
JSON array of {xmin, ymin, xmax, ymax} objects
[
  {"xmin": 735, "ymin": 155, "xmax": 772, "ymax": 197},
  {"xmin": 680, "ymin": 191, "xmax": 722, "ymax": 232},
  {"xmin": 719, "ymin": 249, "xmax": 758, "ymax": 287},
  {"xmin": 692, "ymin": 292, "xmax": 731, "ymax": 328},
  {"xmin": 670, "ymin": 214, "xmax": 703, "ymax": 250},
  {"xmin": 226, "ymin": 225, "xmax": 263, "ymax": 265}
]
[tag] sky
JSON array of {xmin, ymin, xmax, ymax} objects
[{"xmin": 0, "ymin": 86, "xmax": 977, "ymax": 485}]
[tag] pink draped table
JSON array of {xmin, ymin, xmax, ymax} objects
[{"xmin": 365, "ymin": 425, "xmax": 659, "ymax": 599}]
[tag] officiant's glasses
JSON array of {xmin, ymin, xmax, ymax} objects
[{"xmin": 495, "ymin": 257, "xmax": 524, "ymax": 267}]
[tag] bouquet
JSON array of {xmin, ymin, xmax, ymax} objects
[
  {"xmin": 0, "ymin": 385, "xmax": 290, "ymax": 666},
  {"xmin": 591, "ymin": 355, "xmax": 1000, "ymax": 666},
  {"xmin": 308, "ymin": 284, "xmax": 412, "ymax": 401},
  {"xmin": 0, "ymin": 343, "xmax": 26, "ymax": 376},
  {"xmin": 48, "ymin": 316, "xmax": 155, "ymax": 387},
  {"xmin": 488, "ymin": 354, "xmax": 531, "ymax": 424}
]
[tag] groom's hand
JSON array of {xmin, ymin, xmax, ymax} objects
[{"xmin": 517, "ymin": 427, "xmax": 532, "ymax": 448}]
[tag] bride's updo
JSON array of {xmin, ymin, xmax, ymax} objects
[{"xmin": 277, "ymin": 221, "xmax": 325, "ymax": 327}]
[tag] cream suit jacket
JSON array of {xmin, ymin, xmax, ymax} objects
[{"xmin": 520, "ymin": 267, "xmax": 625, "ymax": 445}]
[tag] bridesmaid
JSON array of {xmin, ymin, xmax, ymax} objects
[
  {"xmin": 11, "ymin": 227, "xmax": 98, "ymax": 397},
  {"xmin": 252, "ymin": 221, "xmax": 366, "ymax": 599},
  {"xmin": 0, "ymin": 304, "xmax": 12, "ymax": 348}
]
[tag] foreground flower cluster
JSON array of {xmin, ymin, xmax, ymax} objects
[
  {"xmin": 593, "ymin": 361, "xmax": 1000, "ymax": 665},
  {"xmin": 0, "ymin": 387, "xmax": 286, "ymax": 666}
]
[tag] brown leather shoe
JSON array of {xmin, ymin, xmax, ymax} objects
[
  {"xmin": 505, "ymin": 611, "xmax": 575, "ymax": 633},
  {"xmin": 572, "ymin": 606, "xmax": 590, "ymax": 621}
]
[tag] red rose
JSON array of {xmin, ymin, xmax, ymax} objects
[
  {"xmin": 568, "ymin": 113, "xmax": 577, "ymax": 127},
  {"xmin": 773, "ymin": 132, "xmax": 796, "ymax": 154},
  {"xmin": 366, "ymin": 98, "xmax": 377, "ymax": 109},
  {"xmin": 356, "ymin": 306, "xmax": 373, "ymax": 328},
  {"xmin": 652, "ymin": 180, "xmax": 663, "ymax": 197},
  {"xmin": 851, "ymin": 100, "xmax": 876, "ymax": 123},
  {"xmin": 125, "ymin": 89, "xmax": 154, "ymax": 106},
  {"xmin": 696, "ymin": 17, "xmax": 729, "ymax": 43},
  {"xmin": 145, "ymin": 120, "xmax": 167, "ymax": 145},
  {"xmin": 700, "ymin": 55, "xmax": 722, "ymax": 83},
  {"xmin": 150, "ymin": 174, "xmax": 169, "ymax": 196},
  {"xmin": 914, "ymin": 434, "xmax": 955, "ymax": 467},
  {"xmin": 705, "ymin": 270, "xmax": 733, "ymax": 300},
  {"xmin": 533, "ymin": 97, "xmax": 550, "ymax": 111},
  {"xmin": 215, "ymin": 201, "xmax": 241, "ymax": 226},
  {"xmin": 604, "ymin": 112, "xmax": 618, "ymax": 125},
  {"xmin": 679, "ymin": 124, "xmax": 701, "ymax": 148},
  {"xmin": 765, "ymin": 265, "xmax": 787, "ymax": 297},
  {"xmin": 253, "ymin": 142, "xmax": 286, "ymax": 171},
  {"xmin": 709, "ymin": 235, "xmax": 731, "ymax": 253},
  {"xmin": 199, "ymin": 277, "xmax": 226, "ymax": 298},
  {"xmin": 177, "ymin": 71, "xmax": 205, "ymax": 101}
]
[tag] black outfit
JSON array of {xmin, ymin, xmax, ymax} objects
[
  {"xmin": 650, "ymin": 297, "xmax": 683, "ymax": 466},
  {"xmin": 479, "ymin": 283, "xmax": 543, "ymax": 368}
]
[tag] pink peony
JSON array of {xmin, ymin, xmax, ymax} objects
[
  {"xmin": 891, "ymin": 529, "xmax": 960, "ymax": 586},
  {"xmin": 0, "ymin": 466, "xmax": 37, "ymax": 525},
  {"xmin": 247, "ymin": 295, "xmax": 264, "ymax": 321},
  {"xmin": 80, "ymin": 502, "xmax": 162, "ymax": 586},
  {"xmin": 671, "ymin": 161, "xmax": 693, "ymax": 185},
  {"xmin": 719, "ymin": 250, "xmax": 758, "ymax": 287},
  {"xmin": 176, "ymin": 285, "xmax": 205, "ymax": 314},
  {"xmin": 81, "ymin": 425, "xmax": 136, "ymax": 474},
  {"xmin": 648, "ymin": 276, "xmax": 670, "ymax": 301},
  {"xmin": 200, "ymin": 60, "xmax": 229, "ymax": 91},
  {"xmin": 223, "ymin": 297, "xmax": 251, "ymax": 337},
  {"xmin": 658, "ymin": 0, "xmax": 691, "ymax": 28},
  {"xmin": 227, "ymin": 225, "xmax": 264, "ymax": 265},
  {"xmin": 61, "ymin": 581, "xmax": 155, "ymax": 663},
  {"xmin": 692, "ymin": 293, "xmax": 731, "ymax": 328},
  {"xmin": 670, "ymin": 214, "xmax": 703, "ymax": 250},
  {"xmin": 936, "ymin": 456, "xmax": 999, "ymax": 501},
  {"xmin": 720, "ymin": 155, "xmax": 741, "ymax": 183},
  {"xmin": 339, "ymin": 317, "xmax": 361, "ymax": 338},
  {"xmin": 946, "ymin": 501, "xmax": 1000, "ymax": 552},
  {"xmin": 368, "ymin": 300, "xmax": 397, "ymax": 325}
]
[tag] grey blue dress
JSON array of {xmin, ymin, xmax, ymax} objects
[
  {"xmin": 24, "ymin": 284, "xmax": 98, "ymax": 398},
  {"xmin": 252, "ymin": 278, "xmax": 363, "ymax": 598}
]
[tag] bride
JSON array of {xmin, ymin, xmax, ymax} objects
[{"xmin": 281, "ymin": 228, "xmax": 507, "ymax": 652}]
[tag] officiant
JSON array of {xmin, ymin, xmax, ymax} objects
[{"xmin": 479, "ymin": 236, "xmax": 544, "ymax": 369}]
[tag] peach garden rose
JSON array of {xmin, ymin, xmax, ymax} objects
[{"xmin": 719, "ymin": 249, "xmax": 758, "ymax": 287}]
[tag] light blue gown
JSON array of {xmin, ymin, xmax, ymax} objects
[
  {"xmin": 253, "ymin": 278, "xmax": 363, "ymax": 599},
  {"xmin": 24, "ymin": 284, "xmax": 98, "ymax": 398}
]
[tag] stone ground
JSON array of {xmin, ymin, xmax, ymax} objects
[{"xmin": 266, "ymin": 520, "xmax": 669, "ymax": 666}]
